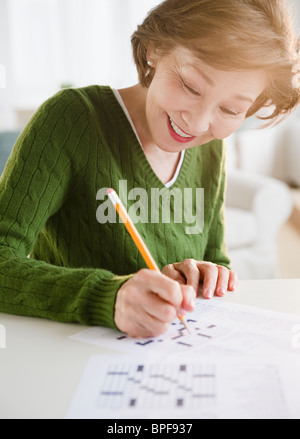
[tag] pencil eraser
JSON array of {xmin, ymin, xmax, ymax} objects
[{"xmin": 107, "ymin": 188, "xmax": 114, "ymax": 194}]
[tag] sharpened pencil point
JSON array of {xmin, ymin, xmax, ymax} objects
[{"xmin": 180, "ymin": 315, "xmax": 191, "ymax": 334}]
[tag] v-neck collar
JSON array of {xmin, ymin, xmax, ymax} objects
[{"xmin": 104, "ymin": 85, "xmax": 193, "ymax": 190}]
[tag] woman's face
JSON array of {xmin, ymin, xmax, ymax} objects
[{"xmin": 145, "ymin": 46, "xmax": 266, "ymax": 152}]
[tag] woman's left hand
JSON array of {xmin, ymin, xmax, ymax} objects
[{"xmin": 162, "ymin": 259, "xmax": 238, "ymax": 300}]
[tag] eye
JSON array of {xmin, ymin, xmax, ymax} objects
[
  {"xmin": 180, "ymin": 78, "xmax": 200, "ymax": 96},
  {"xmin": 220, "ymin": 107, "xmax": 240, "ymax": 117}
]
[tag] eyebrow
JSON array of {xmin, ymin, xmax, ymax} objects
[
  {"xmin": 233, "ymin": 94, "xmax": 255, "ymax": 104},
  {"xmin": 189, "ymin": 65, "xmax": 255, "ymax": 104},
  {"xmin": 194, "ymin": 67, "xmax": 216, "ymax": 87}
]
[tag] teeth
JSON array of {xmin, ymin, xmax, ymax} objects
[{"xmin": 169, "ymin": 117, "xmax": 193, "ymax": 138}]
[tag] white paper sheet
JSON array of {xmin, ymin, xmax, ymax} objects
[
  {"xmin": 66, "ymin": 355, "xmax": 300, "ymax": 419},
  {"xmin": 70, "ymin": 298, "xmax": 300, "ymax": 359}
]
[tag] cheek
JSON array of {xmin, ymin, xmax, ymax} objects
[
  {"xmin": 148, "ymin": 74, "xmax": 187, "ymax": 112},
  {"xmin": 154, "ymin": 91, "xmax": 179, "ymax": 113},
  {"xmin": 212, "ymin": 117, "xmax": 245, "ymax": 139}
]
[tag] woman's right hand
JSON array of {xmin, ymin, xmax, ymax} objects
[{"xmin": 114, "ymin": 269, "xmax": 196, "ymax": 338}]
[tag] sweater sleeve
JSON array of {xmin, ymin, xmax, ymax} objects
[
  {"xmin": 204, "ymin": 143, "xmax": 231, "ymax": 270},
  {"xmin": 0, "ymin": 89, "xmax": 131, "ymax": 329}
]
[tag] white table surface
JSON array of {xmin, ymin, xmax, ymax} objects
[{"xmin": 0, "ymin": 278, "xmax": 300, "ymax": 419}]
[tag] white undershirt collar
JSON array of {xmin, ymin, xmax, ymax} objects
[{"xmin": 112, "ymin": 88, "xmax": 185, "ymax": 188}]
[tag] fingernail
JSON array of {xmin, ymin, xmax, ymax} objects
[
  {"xmin": 189, "ymin": 298, "xmax": 195, "ymax": 309},
  {"xmin": 218, "ymin": 288, "xmax": 225, "ymax": 296}
]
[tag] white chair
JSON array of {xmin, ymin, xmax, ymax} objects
[
  {"xmin": 286, "ymin": 120, "xmax": 300, "ymax": 187},
  {"xmin": 224, "ymin": 132, "xmax": 293, "ymax": 279},
  {"xmin": 225, "ymin": 169, "xmax": 292, "ymax": 279}
]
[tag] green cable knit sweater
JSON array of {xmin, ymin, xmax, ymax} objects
[{"xmin": 0, "ymin": 85, "xmax": 230, "ymax": 329}]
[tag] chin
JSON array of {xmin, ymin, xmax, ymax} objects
[{"xmin": 157, "ymin": 141, "xmax": 189, "ymax": 153}]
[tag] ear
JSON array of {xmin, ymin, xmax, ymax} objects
[{"xmin": 146, "ymin": 47, "xmax": 159, "ymax": 68}]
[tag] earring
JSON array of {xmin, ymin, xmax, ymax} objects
[{"xmin": 147, "ymin": 60, "xmax": 153, "ymax": 67}]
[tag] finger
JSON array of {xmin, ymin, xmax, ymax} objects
[
  {"xmin": 138, "ymin": 271, "xmax": 194, "ymax": 325},
  {"xmin": 135, "ymin": 269, "xmax": 183, "ymax": 309},
  {"xmin": 126, "ymin": 315, "xmax": 170, "ymax": 339},
  {"xmin": 180, "ymin": 284, "xmax": 196, "ymax": 313},
  {"xmin": 115, "ymin": 282, "xmax": 172, "ymax": 338},
  {"xmin": 136, "ymin": 313, "xmax": 170, "ymax": 338},
  {"xmin": 197, "ymin": 262, "xmax": 219, "ymax": 299},
  {"xmin": 215, "ymin": 265, "xmax": 230, "ymax": 297},
  {"xmin": 140, "ymin": 290, "xmax": 178, "ymax": 324},
  {"xmin": 228, "ymin": 270, "xmax": 239, "ymax": 291},
  {"xmin": 173, "ymin": 259, "xmax": 201, "ymax": 294},
  {"xmin": 161, "ymin": 264, "xmax": 186, "ymax": 285}
]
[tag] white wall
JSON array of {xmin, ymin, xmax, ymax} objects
[
  {"xmin": 0, "ymin": 0, "xmax": 17, "ymax": 129},
  {"xmin": 292, "ymin": 0, "xmax": 300, "ymax": 32},
  {"xmin": 0, "ymin": 0, "xmax": 299, "ymax": 131},
  {"xmin": 0, "ymin": 0, "xmax": 161, "ymax": 129}
]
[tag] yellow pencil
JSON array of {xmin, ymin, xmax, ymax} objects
[{"xmin": 107, "ymin": 188, "xmax": 191, "ymax": 333}]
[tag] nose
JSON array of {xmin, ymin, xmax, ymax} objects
[{"xmin": 181, "ymin": 108, "xmax": 212, "ymax": 135}]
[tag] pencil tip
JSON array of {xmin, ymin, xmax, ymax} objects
[{"xmin": 181, "ymin": 316, "xmax": 191, "ymax": 334}]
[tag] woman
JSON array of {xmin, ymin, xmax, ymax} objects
[{"xmin": 0, "ymin": 0, "xmax": 299, "ymax": 338}]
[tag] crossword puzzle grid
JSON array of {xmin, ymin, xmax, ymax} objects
[
  {"xmin": 96, "ymin": 363, "xmax": 217, "ymax": 410},
  {"xmin": 114, "ymin": 318, "xmax": 230, "ymax": 351}
]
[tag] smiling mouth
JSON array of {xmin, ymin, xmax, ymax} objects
[{"xmin": 168, "ymin": 116, "xmax": 194, "ymax": 139}]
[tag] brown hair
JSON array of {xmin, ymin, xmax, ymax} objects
[{"xmin": 131, "ymin": 0, "xmax": 300, "ymax": 126}]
